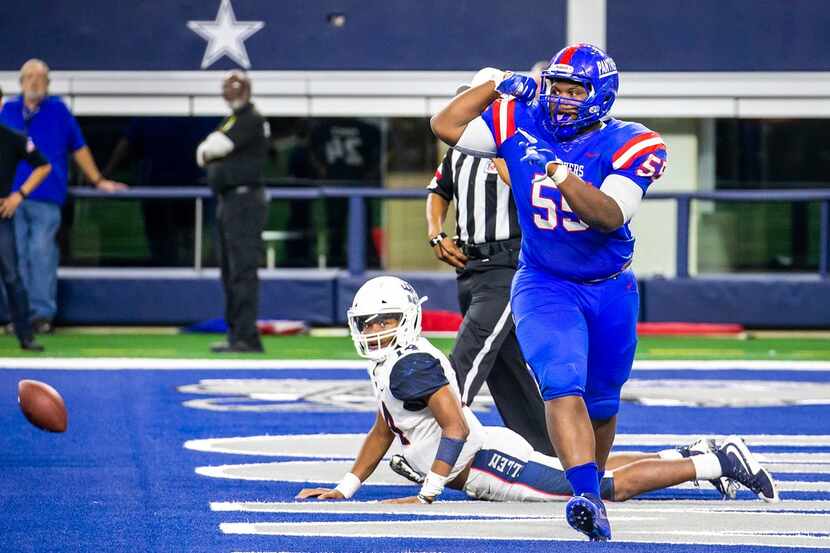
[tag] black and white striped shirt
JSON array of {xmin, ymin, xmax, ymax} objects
[{"xmin": 426, "ymin": 149, "xmax": 520, "ymax": 246}]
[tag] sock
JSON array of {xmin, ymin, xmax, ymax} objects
[
  {"xmin": 691, "ymin": 452, "xmax": 724, "ymax": 480},
  {"xmin": 565, "ymin": 462, "xmax": 601, "ymax": 497},
  {"xmin": 658, "ymin": 449, "xmax": 684, "ymax": 460}
]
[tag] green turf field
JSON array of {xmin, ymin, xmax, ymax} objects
[{"xmin": 0, "ymin": 332, "xmax": 829, "ymax": 360}]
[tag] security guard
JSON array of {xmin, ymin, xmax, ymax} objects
[{"xmin": 197, "ymin": 71, "xmax": 270, "ymax": 353}]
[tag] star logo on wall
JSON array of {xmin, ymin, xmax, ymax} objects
[{"xmin": 187, "ymin": 0, "xmax": 264, "ymax": 69}]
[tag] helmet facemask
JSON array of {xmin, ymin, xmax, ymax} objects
[
  {"xmin": 539, "ymin": 76, "xmax": 611, "ymax": 140},
  {"xmin": 347, "ymin": 279, "xmax": 426, "ymax": 361}
]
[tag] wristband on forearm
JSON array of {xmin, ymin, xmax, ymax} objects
[
  {"xmin": 17, "ymin": 189, "xmax": 28, "ymax": 199},
  {"xmin": 435, "ymin": 436, "xmax": 465, "ymax": 466},
  {"xmin": 334, "ymin": 472, "xmax": 361, "ymax": 499},
  {"xmin": 549, "ymin": 163, "xmax": 569, "ymax": 185}
]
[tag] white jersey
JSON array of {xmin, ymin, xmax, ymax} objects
[{"xmin": 369, "ymin": 337, "xmax": 486, "ymax": 480}]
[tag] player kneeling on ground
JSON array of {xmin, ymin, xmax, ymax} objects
[{"xmin": 297, "ymin": 277, "xmax": 778, "ymax": 522}]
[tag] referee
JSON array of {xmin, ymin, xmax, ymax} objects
[
  {"xmin": 197, "ymin": 71, "xmax": 270, "ymax": 353},
  {"xmin": 426, "ymin": 120, "xmax": 552, "ymax": 455},
  {"xmin": 0, "ymin": 88, "xmax": 50, "ymax": 351}
]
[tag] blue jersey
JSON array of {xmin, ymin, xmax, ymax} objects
[
  {"xmin": 481, "ymin": 99, "xmax": 667, "ymax": 282},
  {"xmin": 0, "ymin": 96, "xmax": 86, "ymax": 205}
]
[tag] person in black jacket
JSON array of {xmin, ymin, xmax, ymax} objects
[
  {"xmin": 0, "ymin": 88, "xmax": 51, "ymax": 351},
  {"xmin": 197, "ymin": 71, "xmax": 270, "ymax": 353}
]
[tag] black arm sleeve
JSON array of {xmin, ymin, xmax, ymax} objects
[
  {"xmin": 389, "ymin": 352, "xmax": 450, "ymax": 411},
  {"xmin": 426, "ymin": 150, "xmax": 455, "ymax": 202},
  {"xmin": 16, "ymin": 133, "xmax": 48, "ymax": 168}
]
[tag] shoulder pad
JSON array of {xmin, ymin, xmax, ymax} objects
[
  {"xmin": 389, "ymin": 352, "xmax": 449, "ymax": 403},
  {"xmin": 610, "ymin": 124, "xmax": 665, "ymax": 170}
]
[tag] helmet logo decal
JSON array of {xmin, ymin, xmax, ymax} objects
[
  {"xmin": 596, "ymin": 58, "xmax": 618, "ymax": 78},
  {"xmin": 551, "ymin": 64, "xmax": 574, "ymax": 74}
]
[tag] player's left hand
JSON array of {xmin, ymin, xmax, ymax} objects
[
  {"xmin": 0, "ymin": 192, "xmax": 23, "ymax": 218},
  {"xmin": 496, "ymin": 73, "xmax": 537, "ymax": 103},
  {"xmin": 518, "ymin": 141, "xmax": 561, "ymax": 173},
  {"xmin": 96, "ymin": 179, "xmax": 129, "ymax": 193},
  {"xmin": 381, "ymin": 495, "xmax": 425, "ymax": 504},
  {"xmin": 295, "ymin": 487, "xmax": 346, "ymax": 500}
]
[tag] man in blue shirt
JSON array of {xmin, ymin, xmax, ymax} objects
[{"xmin": 0, "ymin": 59, "xmax": 127, "ymax": 332}]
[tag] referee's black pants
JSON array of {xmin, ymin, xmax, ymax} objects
[
  {"xmin": 217, "ymin": 186, "xmax": 268, "ymax": 349},
  {"xmin": 451, "ymin": 251, "xmax": 554, "ymax": 456}
]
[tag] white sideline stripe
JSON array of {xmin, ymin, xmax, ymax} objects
[
  {"xmin": 462, "ymin": 303, "xmax": 512, "ymax": 403},
  {"xmin": 196, "ymin": 460, "xmax": 830, "ymax": 491},
  {"xmin": 183, "ymin": 433, "xmax": 830, "ymax": 463},
  {"xmin": 218, "ymin": 520, "xmax": 830, "ymax": 548},
  {"xmin": 211, "ymin": 500, "xmax": 830, "ymax": 514},
  {"xmin": 2, "ymin": 357, "xmax": 830, "ymax": 371},
  {"xmin": 633, "ymin": 360, "xmax": 830, "ymax": 371},
  {"xmin": 0, "ymin": 358, "xmax": 366, "ymax": 370}
]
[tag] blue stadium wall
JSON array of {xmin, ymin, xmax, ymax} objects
[
  {"xmin": 1, "ymin": 273, "xmax": 828, "ymax": 328},
  {"xmin": 2, "ymin": 2, "xmax": 829, "ymax": 327},
  {"xmin": 2, "ymin": 0, "xmax": 828, "ymax": 71}
]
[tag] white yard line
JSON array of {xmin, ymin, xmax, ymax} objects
[{"xmin": 2, "ymin": 358, "xmax": 830, "ymax": 371}]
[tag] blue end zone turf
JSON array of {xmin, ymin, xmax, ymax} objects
[{"xmin": 0, "ymin": 365, "xmax": 828, "ymax": 552}]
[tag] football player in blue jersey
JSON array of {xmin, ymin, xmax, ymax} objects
[{"xmin": 431, "ymin": 44, "xmax": 668, "ymax": 540}]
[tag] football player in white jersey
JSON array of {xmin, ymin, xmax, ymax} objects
[{"xmin": 297, "ymin": 276, "xmax": 778, "ymax": 509}]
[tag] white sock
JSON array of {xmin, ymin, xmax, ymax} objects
[
  {"xmin": 658, "ymin": 449, "xmax": 684, "ymax": 461},
  {"xmin": 691, "ymin": 453, "xmax": 723, "ymax": 480}
]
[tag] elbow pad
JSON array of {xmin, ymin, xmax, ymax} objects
[
  {"xmin": 600, "ymin": 174, "xmax": 644, "ymax": 223},
  {"xmin": 455, "ymin": 117, "xmax": 497, "ymax": 157}
]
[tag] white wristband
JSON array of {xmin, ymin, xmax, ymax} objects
[
  {"xmin": 418, "ymin": 471, "xmax": 449, "ymax": 499},
  {"xmin": 334, "ymin": 472, "xmax": 361, "ymax": 499},
  {"xmin": 548, "ymin": 162, "xmax": 569, "ymax": 185}
]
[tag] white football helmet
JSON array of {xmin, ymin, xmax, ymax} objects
[{"xmin": 347, "ymin": 276, "xmax": 427, "ymax": 360}]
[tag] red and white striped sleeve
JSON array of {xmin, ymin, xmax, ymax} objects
[
  {"xmin": 611, "ymin": 131, "xmax": 666, "ymax": 170},
  {"xmin": 490, "ymin": 98, "xmax": 518, "ymax": 147}
]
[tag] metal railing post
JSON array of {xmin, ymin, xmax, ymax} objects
[
  {"xmin": 194, "ymin": 197, "xmax": 203, "ymax": 272},
  {"xmin": 675, "ymin": 196, "xmax": 691, "ymax": 278},
  {"xmin": 821, "ymin": 199, "xmax": 829, "ymax": 279},
  {"xmin": 347, "ymin": 194, "xmax": 367, "ymax": 275}
]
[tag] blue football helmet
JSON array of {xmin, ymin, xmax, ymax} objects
[{"xmin": 537, "ymin": 43, "xmax": 619, "ymax": 140}]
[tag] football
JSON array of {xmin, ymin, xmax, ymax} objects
[{"xmin": 17, "ymin": 379, "xmax": 68, "ymax": 433}]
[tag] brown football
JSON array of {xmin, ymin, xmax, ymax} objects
[{"xmin": 18, "ymin": 379, "xmax": 68, "ymax": 433}]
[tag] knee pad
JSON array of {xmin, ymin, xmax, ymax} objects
[{"xmin": 584, "ymin": 394, "xmax": 620, "ymax": 420}]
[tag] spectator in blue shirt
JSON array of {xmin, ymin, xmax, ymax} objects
[{"xmin": 0, "ymin": 59, "xmax": 127, "ymax": 333}]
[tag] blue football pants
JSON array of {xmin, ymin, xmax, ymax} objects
[{"xmin": 511, "ymin": 267, "xmax": 639, "ymax": 420}]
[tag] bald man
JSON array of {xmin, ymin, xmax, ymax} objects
[
  {"xmin": 0, "ymin": 59, "xmax": 127, "ymax": 333},
  {"xmin": 197, "ymin": 71, "xmax": 270, "ymax": 353}
]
